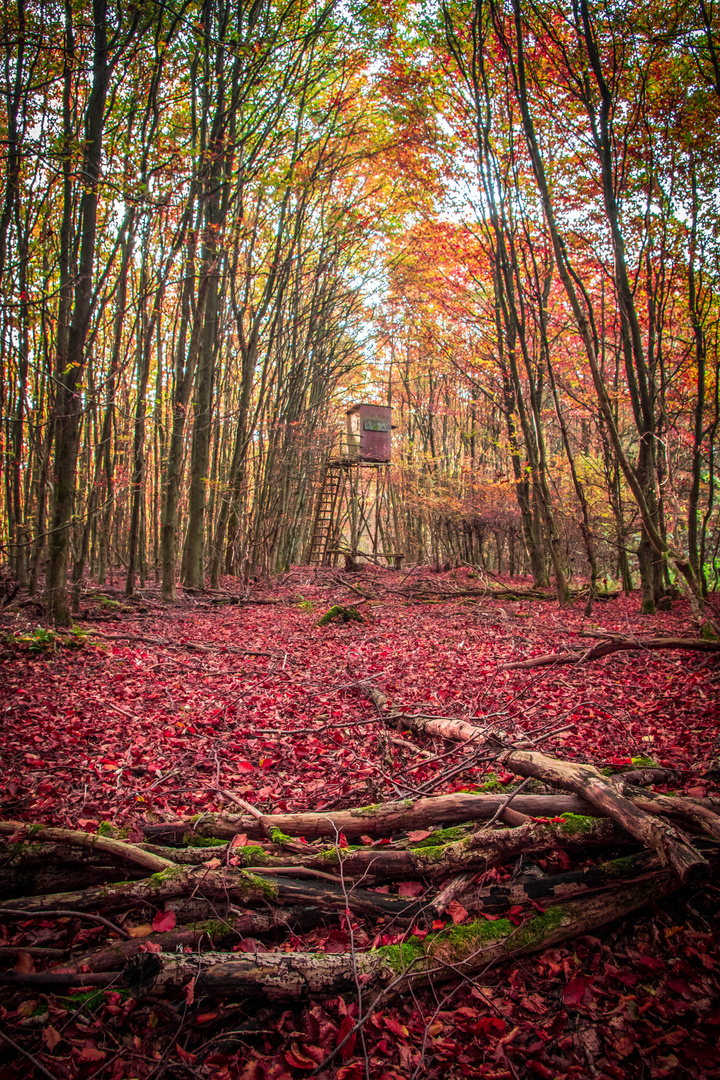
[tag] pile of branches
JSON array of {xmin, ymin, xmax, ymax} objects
[
  {"xmin": 1, "ymin": 733, "xmax": 718, "ymax": 1013},
  {"xmin": 1, "ymin": 686, "xmax": 719, "ymax": 1075}
]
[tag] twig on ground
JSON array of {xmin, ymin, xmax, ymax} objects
[
  {"xmin": 0, "ymin": 908, "xmax": 129, "ymax": 939},
  {"xmin": 0, "ymin": 1026, "xmax": 62, "ymax": 1080},
  {"xmin": 482, "ymin": 777, "xmax": 533, "ymax": 829}
]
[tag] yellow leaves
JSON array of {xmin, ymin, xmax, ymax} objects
[{"xmin": 127, "ymin": 924, "xmax": 153, "ymax": 938}]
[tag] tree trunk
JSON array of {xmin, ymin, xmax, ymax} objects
[{"xmin": 45, "ymin": 0, "xmax": 111, "ymax": 624}]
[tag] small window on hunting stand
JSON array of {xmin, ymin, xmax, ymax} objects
[{"xmin": 305, "ymin": 404, "xmax": 403, "ymax": 570}]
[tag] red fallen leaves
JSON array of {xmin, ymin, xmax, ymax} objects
[
  {"xmin": 152, "ymin": 909, "xmax": 177, "ymax": 933},
  {"xmin": 3, "ymin": 572, "xmax": 715, "ymax": 827},
  {"xmin": 234, "ymin": 937, "xmax": 267, "ymax": 952},
  {"xmin": 636, "ymin": 956, "xmax": 666, "ymax": 973},
  {"xmin": 14, "ymin": 950, "xmax": 34, "ymax": 974},
  {"xmin": 446, "ymin": 898, "xmax": 469, "ymax": 924},
  {"xmin": 337, "ymin": 1013, "xmax": 357, "ymax": 1059},
  {"xmin": 527, "ymin": 1063, "xmax": 554, "ymax": 1079},
  {"xmin": 685, "ymin": 1041, "xmax": 720, "ymax": 1070},
  {"xmin": 562, "ymin": 974, "xmax": 592, "ymax": 1006},
  {"xmin": 74, "ymin": 1041, "xmax": 106, "ymax": 1063},
  {"xmin": 336, "ymin": 1066, "xmax": 364, "ymax": 1080},
  {"xmin": 284, "ymin": 1042, "xmax": 323, "ymax": 1069},
  {"xmin": 397, "ymin": 879, "xmax": 424, "ymax": 897},
  {"xmin": 1, "ymin": 570, "xmax": 719, "ymax": 1079},
  {"xmin": 42, "ymin": 1025, "xmax": 62, "ymax": 1050},
  {"xmin": 384, "ymin": 1016, "xmax": 410, "ymax": 1039},
  {"xmin": 175, "ymin": 1042, "xmax": 197, "ymax": 1064},
  {"xmin": 406, "ymin": 828, "xmax": 432, "ymax": 841}
]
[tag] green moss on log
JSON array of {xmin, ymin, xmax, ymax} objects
[
  {"xmin": 478, "ymin": 773, "xmax": 518, "ymax": 793},
  {"xmin": 270, "ymin": 829, "xmax": 293, "ymax": 846},
  {"xmin": 558, "ymin": 813, "xmax": 598, "ymax": 835},
  {"xmin": 377, "ymin": 937, "xmax": 427, "ymax": 973},
  {"xmin": 183, "ymin": 834, "xmax": 227, "ymax": 848},
  {"xmin": 316, "ymin": 605, "xmax": 364, "ymax": 627},
  {"xmin": 241, "ymin": 871, "xmax": 280, "ymax": 900},
  {"xmin": 355, "ymin": 799, "xmax": 413, "ymax": 816},
  {"xmin": 409, "ymin": 824, "xmax": 472, "ymax": 847},
  {"xmin": 235, "ymin": 845, "xmax": 274, "ymax": 866},
  {"xmin": 599, "ymin": 854, "xmax": 640, "ymax": 876},
  {"xmin": 149, "ymin": 866, "xmax": 185, "ymax": 886},
  {"xmin": 512, "ymin": 906, "xmax": 565, "ymax": 948}
]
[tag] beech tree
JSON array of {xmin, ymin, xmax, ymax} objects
[
  {"xmin": 42, "ymin": 1, "xmax": 153, "ymax": 624},
  {"xmin": 0, "ymin": 0, "xmax": 717, "ymax": 609}
]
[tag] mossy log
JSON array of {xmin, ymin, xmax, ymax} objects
[
  {"xmin": 0, "ymin": 865, "xmax": 140, "ymax": 898},
  {"xmin": 0, "ymin": 821, "xmax": 173, "ymax": 872},
  {"xmin": 461, "ymin": 849, "xmax": 664, "ymax": 914},
  {"xmin": 267, "ymin": 815, "xmax": 624, "ymax": 882},
  {"xmin": 316, "ymin": 604, "xmax": 364, "ymax": 626},
  {"xmin": 502, "ymin": 750, "xmax": 710, "ymax": 884},
  {"xmin": 141, "ymin": 792, "xmax": 600, "ymax": 845},
  {"xmin": 115, "ymin": 874, "xmax": 679, "ymax": 1003},
  {"xmin": 48, "ymin": 904, "xmax": 334, "ymax": 976},
  {"xmin": 51, "ymin": 918, "xmax": 241, "ymax": 974},
  {"xmin": 48, "ymin": 853, "xmax": 666, "ymax": 980},
  {"xmin": 0, "ymin": 866, "xmax": 428, "ymax": 922},
  {"xmin": 0, "ymin": 816, "xmax": 626, "ymax": 920},
  {"xmin": 5, "ymin": 873, "xmax": 673, "ymax": 997}
]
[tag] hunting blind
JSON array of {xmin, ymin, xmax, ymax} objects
[{"xmin": 306, "ymin": 404, "xmax": 401, "ymax": 568}]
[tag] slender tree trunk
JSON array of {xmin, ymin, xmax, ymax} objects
[
  {"xmin": 503, "ymin": 0, "xmax": 709, "ymax": 625},
  {"xmin": 687, "ymin": 160, "xmax": 707, "ymax": 595},
  {"xmin": 160, "ymin": 255, "xmax": 209, "ymax": 601},
  {"xmin": 126, "ymin": 261, "xmax": 156, "ymax": 596},
  {"xmin": 45, "ymin": 0, "xmax": 110, "ymax": 624}
]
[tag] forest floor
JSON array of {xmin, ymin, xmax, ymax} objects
[{"xmin": 1, "ymin": 566, "xmax": 719, "ymax": 1080}]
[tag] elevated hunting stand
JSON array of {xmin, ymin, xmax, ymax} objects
[{"xmin": 305, "ymin": 405, "xmax": 402, "ymax": 569}]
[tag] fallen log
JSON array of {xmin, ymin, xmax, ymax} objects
[
  {"xmin": 114, "ymin": 874, "xmax": 680, "ymax": 1002},
  {"xmin": 0, "ymin": 865, "xmax": 141, "ymax": 898},
  {"xmin": 0, "ymin": 818, "xmax": 626, "ymax": 913},
  {"xmin": 501, "ymin": 750, "xmax": 709, "ymax": 884},
  {"xmin": 0, "ymin": 971, "xmax": 116, "ymax": 989},
  {"xmin": 55, "ymin": 904, "xmax": 332, "ymax": 974},
  {"xmin": 0, "ymin": 821, "xmax": 173, "ymax": 873},
  {"xmin": 49, "ymin": 917, "xmax": 241, "ymax": 974},
  {"xmin": 0, "ymin": 866, "xmax": 428, "ymax": 921},
  {"xmin": 0, "ymin": 871, "xmax": 680, "ymax": 997},
  {"xmin": 141, "ymin": 792, "xmax": 601, "ymax": 845},
  {"xmin": 461, "ymin": 849, "xmax": 663, "ymax": 913},
  {"xmin": 368, "ymin": 684, "xmax": 570, "ymax": 752},
  {"xmin": 501, "ymin": 634, "xmax": 720, "ymax": 670},
  {"xmin": 379, "ymin": 708, "xmax": 720, "ymax": 868},
  {"xmin": 246, "ymin": 816, "xmax": 625, "ymax": 883},
  {"xmin": 44, "ymin": 851, "xmax": 663, "ymax": 977},
  {"xmin": 614, "ymin": 782, "xmax": 720, "ymax": 841}
]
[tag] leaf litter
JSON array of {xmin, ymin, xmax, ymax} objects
[{"xmin": 0, "ymin": 566, "xmax": 719, "ymax": 1079}]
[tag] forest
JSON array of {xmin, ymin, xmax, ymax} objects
[{"xmin": 1, "ymin": 0, "xmax": 720, "ymax": 1078}]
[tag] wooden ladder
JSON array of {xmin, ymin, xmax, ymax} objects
[{"xmin": 307, "ymin": 464, "xmax": 343, "ymax": 566}]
